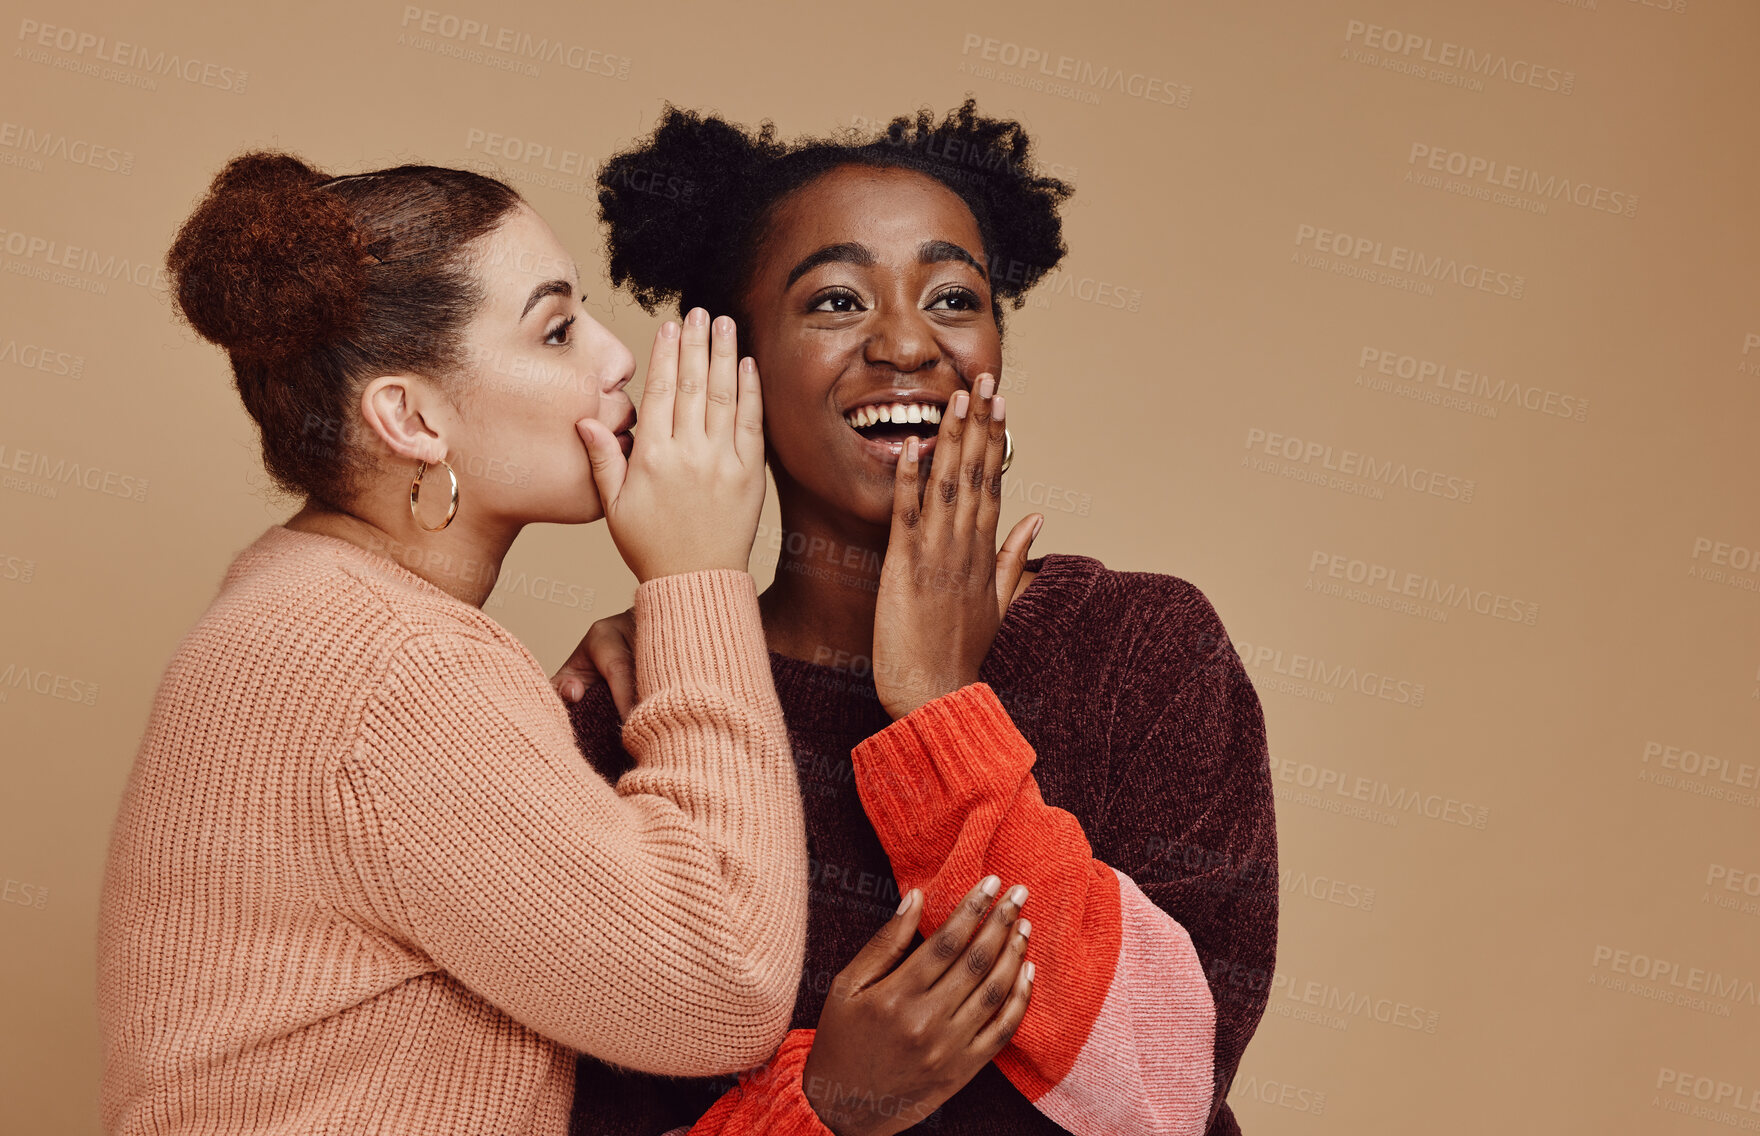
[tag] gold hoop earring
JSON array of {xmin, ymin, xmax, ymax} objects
[
  {"xmin": 409, "ymin": 459, "xmax": 459, "ymax": 532},
  {"xmin": 1000, "ymin": 428, "xmax": 1014, "ymax": 474}
]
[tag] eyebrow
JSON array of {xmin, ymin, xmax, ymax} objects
[
  {"xmin": 785, "ymin": 242, "xmax": 876, "ymax": 290},
  {"xmin": 782, "ymin": 239, "xmax": 990, "ymax": 291},
  {"xmin": 521, "ymin": 278, "xmax": 573, "ymax": 319},
  {"xmin": 919, "ymin": 239, "xmax": 987, "ymax": 280}
]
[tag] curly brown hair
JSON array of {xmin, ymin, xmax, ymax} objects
[{"xmin": 166, "ymin": 152, "xmax": 520, "ymax": 507}]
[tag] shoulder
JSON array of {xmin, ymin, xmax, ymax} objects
[
  {"xmin": 182, "ymin": 528, "xmax": 412, "ymax": 679},
  {"xmin": 195, "ymin": 526, "xmax": 533, "ymax": 699},
  {"xmin": 1021, "ymin": 554, "xmax": 1262, "ymax": 767},
  {"xmin": 1024, "ymin": 552, "xmax": 1240, "ymax": 685},
  {"xmin": 1070, "ymin": 561, "xmax": 1268, "ymax": 800}
]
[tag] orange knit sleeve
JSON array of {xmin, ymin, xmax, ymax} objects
[
  {"xmin": 682, "ymin": 1029, "xmax": 833, "ymax": 1135},
  {"xmin": 849, "ymin": 683, "xmax": 1215, "ymax": 1135}
]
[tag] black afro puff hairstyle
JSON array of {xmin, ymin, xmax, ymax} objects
[{"xmin": 595, "ymin": 99, "xmax": 1074, "ymax": 333}]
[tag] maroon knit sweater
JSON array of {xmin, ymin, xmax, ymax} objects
[{"xmin": 567, "ymin": 553, "xmax": 1278, "ymax": 1135}]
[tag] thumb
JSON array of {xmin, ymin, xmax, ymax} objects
[
  {"xmin": 577, "ymin": 418, "xmax": 627, "ymax": 515},
  {"xmin": 995, "ymin": 514, "xmax": 1042, "ymax": 619},
  {"xmin": 588, "ymin": 616, "xmax": 639, "ymax": 721},
  {"xmin": 832, "ymin": 888, "xmax": 923, "ymax": 998},
  {"xmin": 550, "ymin": 632, "xmax": 600, "ymax": 704}
]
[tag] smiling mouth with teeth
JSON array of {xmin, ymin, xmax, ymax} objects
[{"xmin": 843, "ymin": 401, "xmax": 945, "ymax": 445}]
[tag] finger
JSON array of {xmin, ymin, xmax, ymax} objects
[
  {"xmin": 951, "ymin": 905, "xmax": 1030, "ymax": 1036},
  {"xmin": 704, "ymin": 315, "xmax": 740, "ymax": 442},
  {"xmin": 994, "ymin": 514, "xmax": 1042, "ymax": 620},
  {"xmin": 928, "ymin": 882, "xmax": 1025, "ymax": 1005},
  {"xmin": 577, "ymin": 418, "xmax": 627, "ymax": 515},
  {"xmin": 923, "ymin": 388, "xmax": 970, "ymax": 533},
  {"xmin": 608, "ymin": 610, "xmax": 638, "ymax": 718},
  {"xmin": 831, "ymin": 888, "xmax": 924, "ymax": 997},
  {"xmin": 972, "ymin": 387, "xmax": 1010, "ymax": 550},
  {"xmin": 550, "ymin": 635, "xmax": 601, "ymax": 704},
  {"xmin": 898, "ymin": 875, "xmax": 999, "ymax": 991},
  {"xmin": 734, "ymin": 356, "xmax": 765, "ymax": 468},
  {"xmin": 641, "ymin": 320, "xmax": 681, "ymax": 441},
  {"xmin": 586, "ymin": 622, "xmax": 638, "ymax": 720},
  {"xmin": 952, "ymin": 375, "xmax": 998, "ymax": 538},
  {"xmin": 674, "ymin": 308, "xmax": 712, "ymax": 438},
  {"xmin": 887, "ymin": 433, "xmax": 925, "ymax": 553},
  {"xmin": 968, "ymin": 957, "xmax": 1034, "ymax": 1057},
  {"xmin": 607, "ymin": 658, "xmax": 636, "ymax": 721}
]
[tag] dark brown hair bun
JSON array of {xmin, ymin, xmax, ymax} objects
[
  {"xmin": 164, "ymin": 151, "xmax": 520, "ymax": 507},
  {"xmin": 167, "ymin": 153, "xmax": 369, "ymax": 361}
]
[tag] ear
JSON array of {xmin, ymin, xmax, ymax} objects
[{"xmin": 359, "ymin": 375, "xmax": 450, "ymax": 464}]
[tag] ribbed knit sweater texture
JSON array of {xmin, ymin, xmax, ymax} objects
[{"xmin": 96, "ymin": 525, "xmax": 809, "ymax": 1136}]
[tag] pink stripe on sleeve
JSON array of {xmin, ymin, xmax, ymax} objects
[{"xmin": 1030, "ymin": 869, "xmax": 1215, "ymax": 1136}]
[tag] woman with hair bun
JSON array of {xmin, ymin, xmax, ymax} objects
[
  {"xmin": 557, "ymin": 102, "xmax": 1278, "ymax": 1136},
  {"xmin": 98, "ymin": 152, "xmax": 820, "ymax": 1135}
]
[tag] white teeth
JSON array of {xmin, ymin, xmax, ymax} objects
[{"xmin": 844, "ymin": 401, "xmax": 944, "ymax": 430}]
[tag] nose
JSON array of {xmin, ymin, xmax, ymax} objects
[
  {"xmin": 862, "ymin": 302, "xmax": 939, "ymax": 375},
  {"xmin": 591, "ymin": 322, "xmax": 637, "ymax": 395}
]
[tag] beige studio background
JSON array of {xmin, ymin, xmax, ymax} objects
[{"xmin": 3, "ymin": 0, "xmax": 1757, "ymax": 1131}]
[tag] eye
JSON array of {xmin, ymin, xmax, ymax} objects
[
  {"xmin": 928, "ymin": 287, "xmax": 981, "ymax": 312},
  {"xmin": 810, "ymin": 288, "xmax": 866, "ymax": 314},
  {"xmin": 545, "ymin": 315, "xmax": 576, "ymax": 346}
]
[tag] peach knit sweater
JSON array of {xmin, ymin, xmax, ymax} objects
[{"xmin": 96, "ymin": 525, "xmax": 808, "ymax": 1135}]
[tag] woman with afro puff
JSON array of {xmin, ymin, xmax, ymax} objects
[{"xmin": 555, "ymin": 99, "xmax": 1278, "ymax": 1136}]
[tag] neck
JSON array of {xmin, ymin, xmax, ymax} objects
[
  {"xmin": 757, "ymin": 487, "xmax": 890, "ymax": 669},
  {"xmin": 757, "ymin": 481, "xmax": 1043, "ymax": 672},
  {"xmin": 284, "ymin": 498, "xmax": 519, "ymax": 608}
]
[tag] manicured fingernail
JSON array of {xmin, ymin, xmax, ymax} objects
[
  {"xmin": 714, "ymin": 315, "xmax": 734, "ymax": 334},
  {"xmin": 740, "ymin": 357, "xmax": 755, "ymax": 375},
  {"xmin": 687, "ymin": 308, "xmax": 708, "ymax": 326},
  {"xmin": 1031, "ymin": 516, "xmax": 1044, "ymax": 542},
  {"xmin": 981, "ymin": 875, "xmax": 1001, "ymax": 897},
  {"xmin": 1007, "ymin": 884, "xmax": 1028, "ymax": 907},
  {"xmin": 1024, "ymin": 961, "xmax": 1036, "ymax": 983},
  {"xmin": 896, "ymin": 888, "xmax": 918, "ymax": 915},
  {"xmin": 978, "ymin": 375, "xmax": 995, "ymax": 399},
  {"xmin": 992, "ymin": 395, "xmax": 1005, "ymax": 422},
  {"xmin": 905, "ymin": 436, "xmax": 918, "ymax": 460},
  {"xmin": 952, "ymin": 391, "xmax": 970, "ymax": 419},
  {"xmin": 660, "ymin": 321, "xmax": 679, "ymax": 339},
  {"xmin": 1017, "ymin": 919, "xmax": 1031, "ymax": 939}
]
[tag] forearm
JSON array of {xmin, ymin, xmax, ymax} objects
[
  {"xmin": 353, "ymin": 589, "xmax": 808, "ymax": 1075},
  {"xmin": 851, "ymin": 683, "xmax": 1213, "ymax": 1134},
  {"xmin": 618, "ymin": 569, "xmax": 810, "ymax": 1042}
]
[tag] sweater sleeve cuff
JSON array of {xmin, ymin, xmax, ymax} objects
[
  {"xmin": 691, "ymin": 1029, "xmax": 832, "ymax": 1136},
  {"xmin": 850, "ymin": 682, "xmax": 1036, "ymax": 837},
  {"xmin": 631, "ymin": 569, "xmax": 775, "ymax": 701}
]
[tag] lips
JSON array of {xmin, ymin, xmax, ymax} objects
[
  {"xmin": 849, "ymin": 427, "xmax": 937, "ymax": 465},
  {"xmin": 612, "ymin": 407, "xmax": 636, "ymax": 457},
  {"xmin": 841, "ymin": 389, "xmax": 950, "ymax": 465}
]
